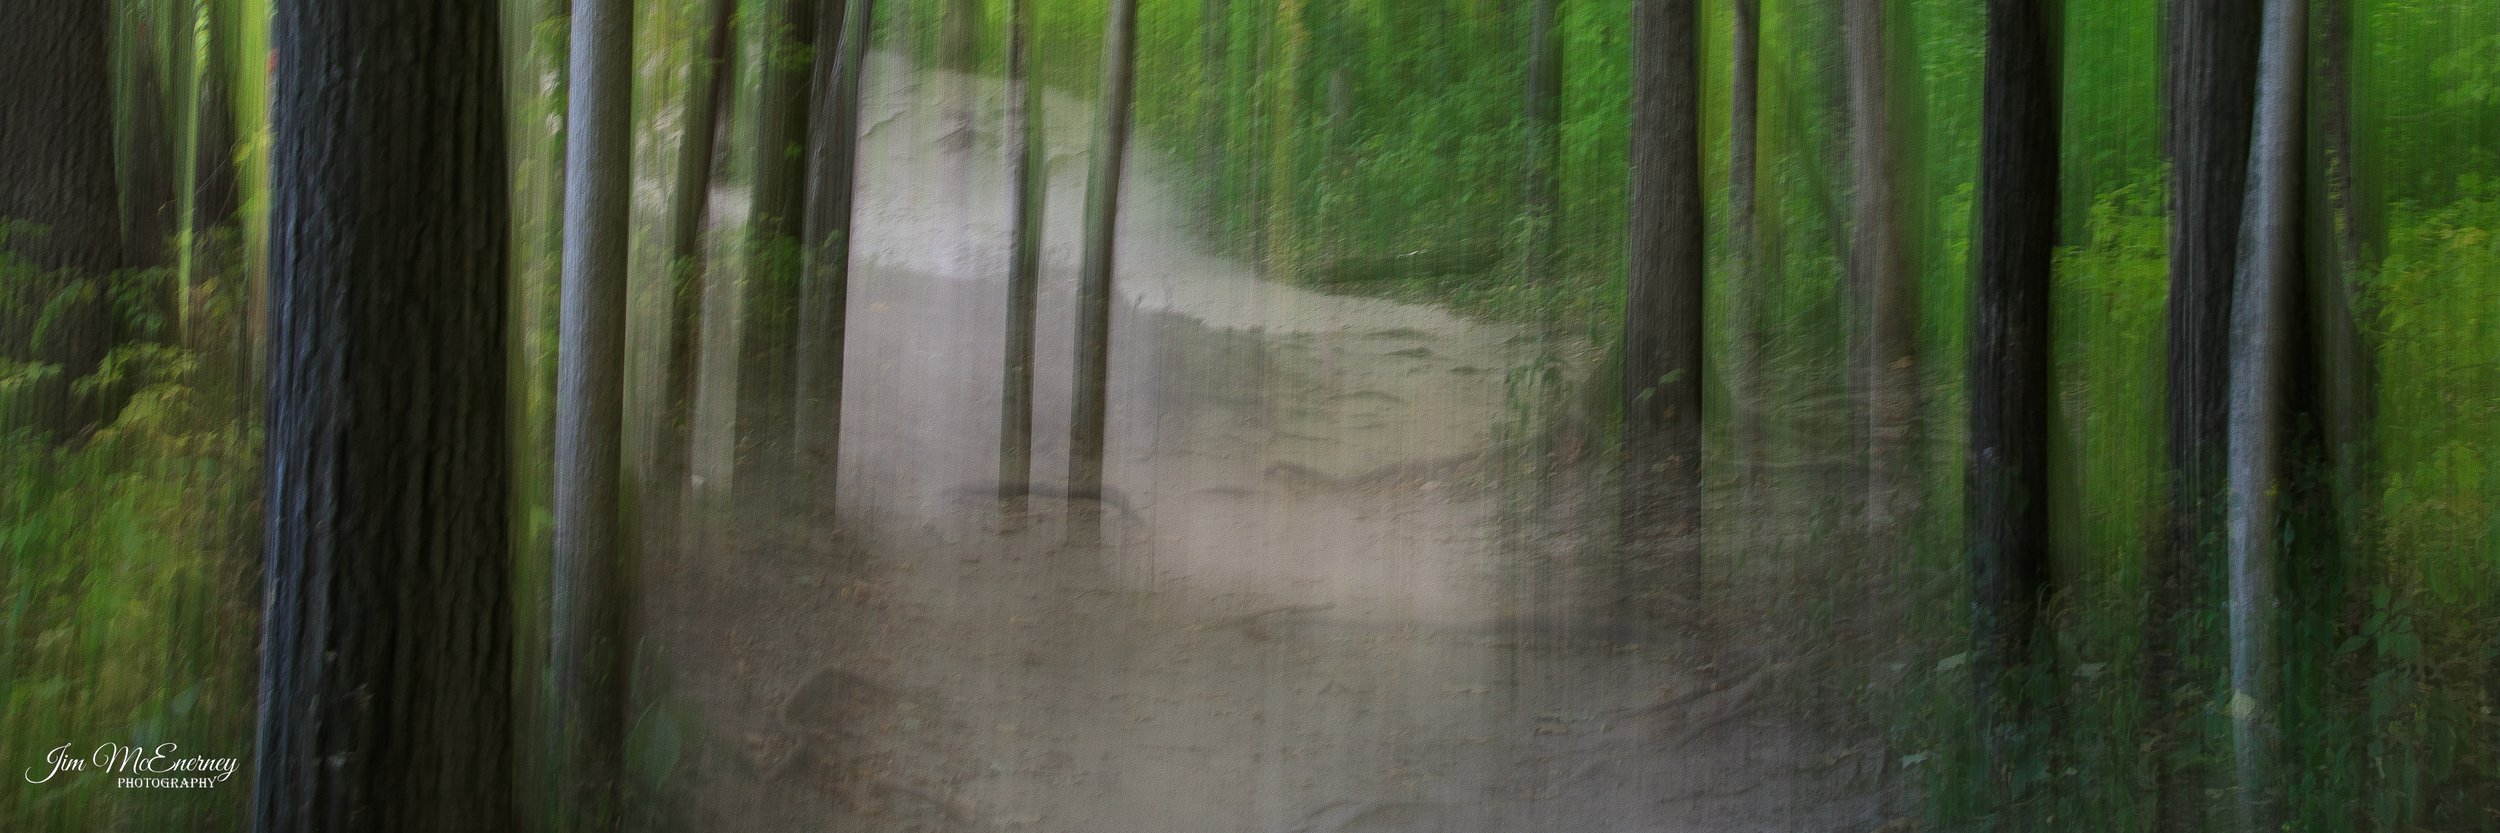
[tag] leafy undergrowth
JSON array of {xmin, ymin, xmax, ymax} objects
[{"xmin": 2, "ymin": 242, "xmax": 261, "ymax": 832}]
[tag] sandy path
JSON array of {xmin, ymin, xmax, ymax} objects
[{"xmin": 640, "ymin": 54, "xmax": 1885, "ymax": 833}]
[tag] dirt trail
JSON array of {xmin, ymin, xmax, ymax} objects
[{"xmin": 641, "ymin": 55, "xmax": 1887, "ymax": 832}]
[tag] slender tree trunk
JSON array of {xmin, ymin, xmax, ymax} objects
[
  {"xmin": 2149, "ymin": 1, "xmax": 2260, "ymax": 828},
  {"xmin": 1970, "ymin": 0, "xmax": 2059, "ymax": 795},
  {"xmin": 123, "ymin": 24, "xmax": 181, "ymax": 277},
  {"xmin": 196, "ymin": 0, "xmax": 247, "ymax": 399},
  {"xmin": 195, "ymin": 0, "xmax": 242, "ymax": 235},
  {"xmin": 2226, "ymin": 0, "xmax": 2304, "ymax": 826},
  {"xmin": 1198, "ymin": 0, "xmax": 1228, "ymax": 228},
  {"xmin": 793, "ymin": 0, "xmax": 868, "ymax": 518},
  {"xmin": 0, "ymin": 1, "xmax": 123, "ymax": 439},
  {"xmin": 1068, "ymin": 0, "xmax": 1141, "ymax": 539},
  {"xmin": 1264, "ymin": 0, "xmax": 1305, "ymax": 276},
  {"xmin": 553, "ymin": 0, "xmax": 632, "ymax": 827},
  {"xmin": 656, "ymin": 0, "xmax": 738, "ymax": 545},
  {"xmin": 937, "ymin": 0, "xmax": 980, "ymax": 149},
  {"xmin": 941, "ymin": 0, "xmax": 980, "ymax": 70},
  {"xmin": 998, "ymin": 0, "xmax": 1045, "ymax": 495},
  {"xmin": 1845, "ymin": 0, "xmax": 1919, "ymax": 539},
  {"xmin": 2310, "ymin": 0, "xmax": 2375, "ymax": 528},
  {"xmin": 1521, "ymin": 0, "xmax": 1564, "ymax": 287},
  {"xmin": 1622, "ymin": 0, "xmax": 1706, "ymax": 623},
  {"xmin": 253, "ymin": 2, "xmax": 514, "ymax": 830},
  {"xmin": 735, "ymin": 0, "xmax": 817, "ymax": 515},
  {"xmin": 2316, "ymin": 0, "xmax": 2379, "ymax": 269},
  {"xmin": 1730, "ymin": 0, "xmax": 1764, "ymax": 492}
]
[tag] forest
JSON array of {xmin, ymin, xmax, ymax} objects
[{"xmin": 2, "ymin": 0, "xmax": 2496, "ymax": 830}]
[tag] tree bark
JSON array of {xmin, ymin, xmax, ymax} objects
[
  {"xmin": 122, "ymin": 22, "xmax": 181, "ymax": 276},
  {"xmin": 1969, "ymin": 0, "xmax": 2059, "ymax": 793},
  {"xmin": 195, "ymin": 0, "xmax": 243, "ymax": 235},
  {"xmin": 2149, "ymin": 1, "xmax": 2260, "ymax": 828},
  {"xmin": 998, "ymin": 0, "xmax": 1045, "ymax": 495},
  {"xmin": 253, "ymin": 1, "xmax": 515, "ymax": 830},
  {"xmin": 937, "ymin": 0, "xmax": 980, "ymax": 148},
  {"xmin": 941, "ymin": 0, "xmax": 980, "ymax": 71},
  {"xmin": 1198, "ymin": 0, "xmax": 1228, "ymax": 227},
  {"xmin": 1068, "ymin": 0, "xmax": 1141, "ymax": 538},
  {"xmin": 735, "ymin": 0, "xmax": 817, "ymax": 512},
  {"xmin": 1845, "ymin": 0, "xmax": 1919, "ymax": 539},
  {"xmin": 0, "ymin": 1, "xmax": 123, "ymax": 439},
  {"xmin": 1521, "ymin": 0, "xmax": 1564, "ymax": 287},
  {"xmin": 1622, "ymin": 0, "xmax": 1706, "ymax": 623},
  {"xmin": 1729, "ymin": 0, "xmax": 1764, "ymax": 491},
  {"xmin": 793, "ymin": 0, "xmax": 869, "ymax": 517},
  {"xmin": 553, "ymin": 0, "xmax": 633, "ymax": 827},
  {"xmin": 1263, "ymin": 0, "xmax": 1305, "ymax": 276},
  {"xmin": 2226, "ymin": 0, "xmax": 2304, "ymax": 826},
  {"xmin": 655, "ymin": 0, "xmax": 738, "ymax": 549},
  {"xmin": 2309, "ymin": 0, "xmax": 2375, "ymax": 530}
]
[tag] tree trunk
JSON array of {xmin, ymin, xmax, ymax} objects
[
  {"xmin": 1198, "ymin": 0, "xmax": 1228, "ymax": 228},
  {"xmin": 1845, "ymin": 0, "xmax": 1919, "ymax": 539},
  {"xmin": 735, "ymin": 0, "xmax": 817, "ymax": 514},
  {"xmin": 1263, "ymin": 0, "xmax": 1305, "ymax": 276},
  {"xmin": 553, "ymin": 0, "xmax": 632, "ymax": 827},
  {"xmin": 0, "ymin": 1, "xmax": 123, "ymax": 439},
  {"xmin": 1622, "ymin": 0, "xmax": 1706, "ymax": 623},
  {"xmin": 1969, "ymin": 0, "xmax": 2059, "ymax": 793},
  {"xmin": 793, "ymin": 0, "xmax": 868, "ymax": 517},
  {"xmin": 196, "ymin": 0, "xmax": 247, "ymax": 399},
  {"xmin": 2310, "ymin": 0, "xmax": 2375, "ymax": 531},
  {"xmin": 122, "ymin": 21, "xmax": 181, "ymax": 276},
  {"xmin": 1068, "ymin": 0, "xmax": 1141, "ymax": 539},
  {"xmin": 2149, "ymin": 0, "xmax": 2260, "ymax": 828},
  {"xmin": 938, "ymin": 0, "xmax": 980, "ymax": 148},
  {"xmin": 1729, "ymin": 0, "xmax": 1764, "ymax": 492},
  {"xmin": 195, "ymin": 0, "xmax": 242, "ymax": 236},
  {"xmin": 941, "ymin": 0, "xmax": 980, "ymax": 71},
  {"xmin": 254, "ymin": 1, "xmax": 515, "ymax": 830},
  {"xmin": 998, "ymin": 0, "xmax": 1045, "ymax": 495},
  {"xmin": 655, "ymin": 0, "xmax": 738, "ymax": 545},
  {"xmin": 2226, "ymin": 0, "xmax": 2304, "ymax": 826},
  {"xmin": 1520, "ymin": 0, "xmax": 1563, "ymax": 287}
]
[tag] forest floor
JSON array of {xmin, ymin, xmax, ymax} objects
[{"xmin": 636, "ymin": 54, "xmax": 1899, "ymax": 832}]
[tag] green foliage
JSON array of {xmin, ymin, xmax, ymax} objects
[{"xmin": 1, "ymin": 227, "xmax": 258, "ymax": 831}]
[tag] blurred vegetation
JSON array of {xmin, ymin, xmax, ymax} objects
[{"xmin": 5, "ymin": 0, "xmax": 2497, "ymax": 829}]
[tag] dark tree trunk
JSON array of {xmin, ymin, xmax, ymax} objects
[
  {"xmin": 1622, "ymin": 0, "xmax": 1706, "ymax": 623},
  {"xmin": 2149, "ymin": 0, "xmax": 2260, "ymax": 828},
  {"xmin": 793, "ymin": 0, "xmax": 869, "ymax": 517},
  {"xmin": 735, "ymin": 0, "xmax": 817, "ymax": 513},
  {"xmin": 2226, "ymin": 0, "xmax": 2304, "ymax": 826},
  {"xmin": 1729, "ymin": 0, "xmax": 1764, "ymax": 491},
  {"xmin": 0, "ymin": 1, "xmax": 123, "ymax": 439},
  {"xmin": 553, "ymin": 0, "xmax": 633, "ymax": 827},
  {"xmin": 998, "ymin": 0, "xmax": 1045, "ymax": 495},
  {"xmin": 2316, "ymin": 0, "xmax": 2379, "ymax": 269},
  {"xmin": 1520, "ymin": 0, "xmax": 1563, "ymax": 286},
  {"xmin": 2309, "ymin": 0, "xmax": 2375, "ymax": 527},
  {"xmin": 1068, "ymin": 0, "xmax": 1141, "ymax": 538},
  {"xmin": 1969, "ymin": 0, "xmax": 2059, "ymax": 793},
  {"xmin": 655, "ymin": 0, "xmax": 738, "ymax": 541},
  {"xmin": 122, "ymin": 24, "xmax": 180, "ymax": 276},
  {"xmin": 253, "ymin": 1, "xmax": 515, "ymax": 830}
]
